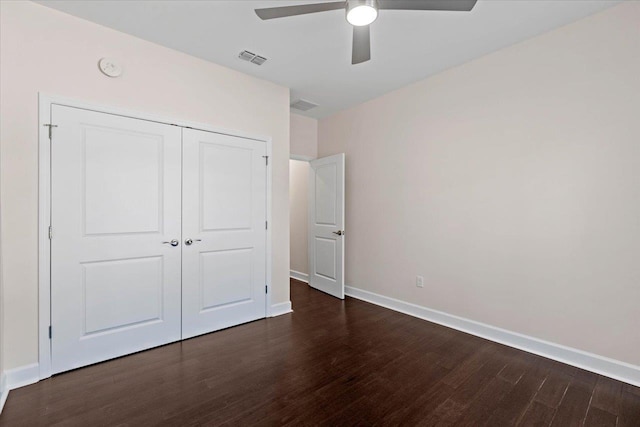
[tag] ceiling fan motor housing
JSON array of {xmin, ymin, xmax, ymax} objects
[{"xmin": 346, "ymin": 0, "xmax": 379, "ymax": 26}]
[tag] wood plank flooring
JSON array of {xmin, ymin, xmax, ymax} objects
[{"xmin": 1, "ymin": 279, "xmax": 639, "ymax": 426}]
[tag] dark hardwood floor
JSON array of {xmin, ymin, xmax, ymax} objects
[{"xmin": 2, "ymin": 279, "xmax": 639, "ymax": 426}]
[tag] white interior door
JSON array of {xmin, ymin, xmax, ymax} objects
[
  {"xmin": 181, "ymin": 128, "xmax": 267, "ymax": 339},
  {"xmin": 51, "ymin": 105, "xmax": 182, "ymax": 374},
  {"xmin": 308, "ymin": 153, "xmax": 345, "ymax": 299}
]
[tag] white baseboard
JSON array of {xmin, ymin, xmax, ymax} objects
[
  {"xmin": 345, "ymin": 286, "xmax": 640, "ymax": 388},
  {"xmin": 0, "ymin": 371, "xmax": 8, "ymax": 414},
  {"xmin": 6, "ymin": 363, "xmax": 40, "ymax": 391},
  {"xmin": 290, "ymin": 270, "xmax": 309, "ymax": 283},
  {"xmin": 270, "ymin": 301, "xmax": 293, "ymax": 317},
  {"xmin": 0, "ymin": 363, "xmax": 40, "ymax": 414}
]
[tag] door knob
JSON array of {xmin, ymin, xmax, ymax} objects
[
  {"xmin": 162, "ymin": 239, "xmax": 179, "ymax": 247},
  {"xmin": 185, "ymin": 238, "xmax": 202, "ymax": 246},
  {"xmin": 332, "ymin": 230, "xmax": 344, "ymax": 236}
]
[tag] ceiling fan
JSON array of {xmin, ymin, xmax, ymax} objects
[{"xmin": 255, "ymin": 0, "xmax": 478, "ymax": 65}]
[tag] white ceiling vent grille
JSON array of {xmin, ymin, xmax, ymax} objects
[
  {"xmin": 238, "ymin": 50, "xmax": 267, "ymax": 65},
  {"xmin": 290, "ymin": 99, "xmax": 318, "ymax": 111}
]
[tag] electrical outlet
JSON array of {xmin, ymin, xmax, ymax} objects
[{"xmin": 416, "ymin": 276, "xmax": 424, "ymax": 288}]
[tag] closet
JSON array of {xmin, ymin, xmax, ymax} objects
[{"xmin": 50, "ymin": 105, "xmax": 267, "ymax": 373}]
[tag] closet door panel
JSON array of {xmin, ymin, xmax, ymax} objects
[
  {"xmin": 50, "ymin": 105, "xmax": 182, "ymax": 374},
  {"xmin": 181, "ymin": 128, "xmax": 267, "ymax": 339}
]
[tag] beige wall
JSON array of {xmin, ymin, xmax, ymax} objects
[
  {"xmin": 289, "ymin": 160, "xmax": 310, "ymax": 275},
  {"xmin": 318, "ymin": 2, "xmax": 640, "ymax": 366},
  {"xmin": 0, "ymin": 139, "xmax": 3, "ymax": 385},
  {"xmin": 289, "ymin": 113, "xmax": 317, "ymax": 276},
  {"xmin": 290, "ymin": 113, "xmax": 318, "ymax": 159},
  {"xmin": 0, "ymin": 1, "xmax": 290, "ymax": 370}
]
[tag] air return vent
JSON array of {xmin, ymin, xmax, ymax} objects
[
  {"xmin": 238, "ymin": 50, "xmax": 268, "ymax": 65},
  {"xmin": 290, "ymin": 99, "xmax": 318, "ymax": 111}
]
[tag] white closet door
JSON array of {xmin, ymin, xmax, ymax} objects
[
  {"xmin": 51, "ymin": 105, "xmax": 182, "ymax": 374},
  {"xmin": 181, "ymin": 128, "xmax": 267, "ymax": 339}
]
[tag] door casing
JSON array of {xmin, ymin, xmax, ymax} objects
[{"xmin": 38, "ymin": 93, "xmax": 274, "ymax": 381}]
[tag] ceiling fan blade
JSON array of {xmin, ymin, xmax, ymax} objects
[
  {"xmin": 255, "ymin": 1, "xmax": 345, "ymax": 20},
  {"xmin": 378, "ymin": 0, "xmax": 477, "ymax": 12},
  {"xmin": 352, "ymin": 25, "xmax": 371, "ymax": 65}
]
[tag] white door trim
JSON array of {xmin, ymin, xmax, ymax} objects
[
  {"xmin": 289, "ymin": 154, "xmax": 314, "ymax": 162},
  {"xmin": 38, "ymin": 93, "xmax": 274, "ymax": 381}
]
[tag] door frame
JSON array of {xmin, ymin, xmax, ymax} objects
[{"xmin": 38, "ymin": 93, "xmax": 274, "ymax": 380}]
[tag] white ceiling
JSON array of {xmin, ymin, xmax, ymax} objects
[{"xmin": 36, "ymin": 0, "xmax": 619, "ymax": 119}]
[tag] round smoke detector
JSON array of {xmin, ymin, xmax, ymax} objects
[{"xmin": 98, "ymin": 57, "xmax": 123, "ymax": 78}]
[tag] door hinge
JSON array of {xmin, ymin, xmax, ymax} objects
[
  {"xmin": 43, "ymin": 124, "xmax": 58, "ymax": 140},
  {"xmin": 48, "ymin": 226, "xmax": 53, "ymax": 240},
  {"xmin": 265, "ymin": 221, "xmax": 268, "ymax": 230},
  {"xmin": 265, "ymin": 285, "xmax": 268, "ymax": 294},
  {"xmin": 49, "ymin": 326, "xmax": 52, "ymax": 339},
  {"xmin": 263, "ymin": 155, "xmax": 269, "ymax": 166}
]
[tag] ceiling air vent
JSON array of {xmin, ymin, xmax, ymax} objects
[
  {"xmin": 238, "ymin": 50, "xmax": 267, "ymax": 66},
  {"xmin": 290, "ymin": 99, "xmax": 318, "ymax": 112}
]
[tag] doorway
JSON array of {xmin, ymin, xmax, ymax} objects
[
  {"xmin": 289, "ymin": 159, "xmax": 311, "ymax": 283},
  {"xmin": 289, "ymin": 154, "xmax": 345, "ymax": 299}
]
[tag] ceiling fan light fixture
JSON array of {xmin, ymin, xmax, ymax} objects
[{"xmin": 346, "ymin": 0, "xmax": 378, "ymax": 26}]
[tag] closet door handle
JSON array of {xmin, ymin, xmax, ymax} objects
[
  {"xmin": 162, "ymin": 239, "xmax": 179, "ymax": 247},
  {"xmin": 185, "ymin": 239, "xmax": 202, "ymax": 246}
]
